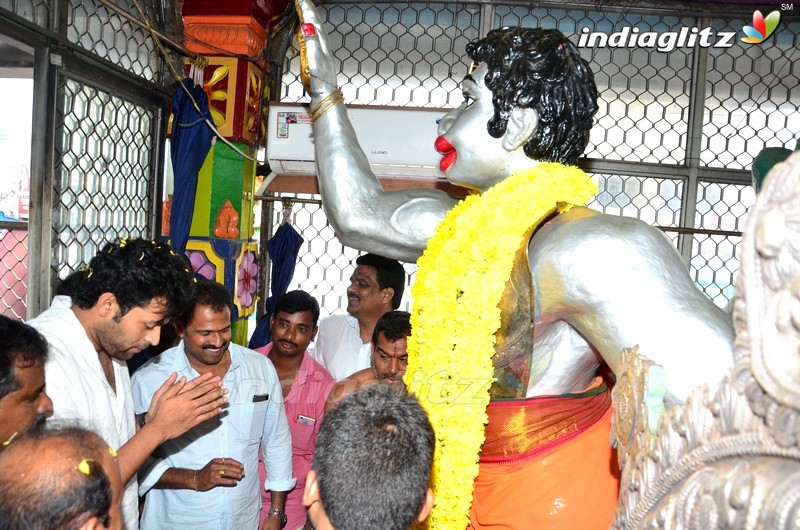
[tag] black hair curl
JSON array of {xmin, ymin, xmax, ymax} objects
[
  {"xmin": 466, "ymin": 27, "xmax": 598, "ymax": 165},
  {"xmin": 58, "ymin": 237, "xmax": 194, "ymax": 321}
]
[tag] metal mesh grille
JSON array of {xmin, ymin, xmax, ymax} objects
[
  {"xmin": 281, "ymin": 2, "xmax": 481, "ymax": 106},
  {"xmin": 0, "ymin": 0, "xmax": 50, "ymax": 27},
  {"xmin": 0, "ymin": 229, "xmax": 28, "ymax": 319},
  {"xmin": 588, "ymin": 174, "xmax": 683, "ymax": 227},
  {"xmin": 691, "ymin": 233, "xmax": 740, "ymax": 307},
  {"xmin": 2, "ymin": 0, "xmax": 178, "ymax": 85},
  {"xmin": 696, "ymin": 182, "xmax": 755, "ymax": 232},
  {"xmin": 703, "ymin": 18, "xmax": 800, "ymax": 170},
  {"xmin": 66, "ymin": 0, "xmax": 165, "ymax": 83},
  {"xmin": 52, "ymin": 76, "xmax": 154, "ymax": 279},
  {"xmin": 274, "ymin": 2, "xmax": 800, "ymax": 309}
]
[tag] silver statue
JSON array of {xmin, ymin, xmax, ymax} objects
[{"xmin": 296, "ymin": 0, "xmax": 734, "ymax": 406}]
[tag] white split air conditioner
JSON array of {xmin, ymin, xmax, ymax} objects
[{"xmin": 266, "ymin": 103, "xmax": 448, "ymax": 180}]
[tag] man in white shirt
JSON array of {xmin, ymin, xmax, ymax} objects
[
  {"xmin": 132, "ymin": 280, "xmax": 294, "ymax": 530},
  {"xmin": 29, "ymin": 238, "xmax": 228, "ymax": 530},
  {"xmin": 312, "ymin": 253, "xmax": 405, "ymax": 381}
]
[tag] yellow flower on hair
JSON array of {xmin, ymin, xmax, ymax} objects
[
  {"xmin": 77, "ymin": 458, "xmax": 93, "ymax": 476},
  {"xmin": 404, "ymin": 163, "xmax": 596, "ymax": 530}
]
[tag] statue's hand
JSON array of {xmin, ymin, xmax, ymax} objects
[{"xmin": 295, "ymin": 0, "xmax": 339, "ymax": 98}]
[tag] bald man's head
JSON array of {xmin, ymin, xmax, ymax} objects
[{"xmin": 0, "ymin": 427, "xmax": 122, "ymax": 530}]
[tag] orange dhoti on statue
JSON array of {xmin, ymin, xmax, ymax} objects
[{"xmin": 469, "ymin": 378, "xmax": 620, "ymax": 530}]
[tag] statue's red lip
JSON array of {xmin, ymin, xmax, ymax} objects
[{"xmin": 435, "ymin": 136, "xmax": 456, "ymax": 171}]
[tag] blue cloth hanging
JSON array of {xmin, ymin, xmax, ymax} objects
[
  {"xmin": 169, "ymin": 78, "xmax": 215, "ymax": 254},
  {"xmin": 248, "ymin": 221, "xmax": 304, "ymax": 349}
]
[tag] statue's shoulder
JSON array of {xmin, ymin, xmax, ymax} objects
[{"xmin": 529, "ymin": 206, "xmax": 669, "ymax": 258}]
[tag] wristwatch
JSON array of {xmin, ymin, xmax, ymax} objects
[{"xmin": 267, "ymin": 507, "xmax": 287, "ymax": 528}]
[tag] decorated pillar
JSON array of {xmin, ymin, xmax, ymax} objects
[{"xmin": 172, "ymin": 0, "xmax": 282, "ymax": 344}]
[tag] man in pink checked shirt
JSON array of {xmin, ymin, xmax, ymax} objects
[{"xmin": 256, "ymin": 290, "xmax": 335, "ymax": 530}]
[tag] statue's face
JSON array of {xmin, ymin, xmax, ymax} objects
[{"xmin": 436, "ymin": 63, "xmax": 515, "ymax": 192}]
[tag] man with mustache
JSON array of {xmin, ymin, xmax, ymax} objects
[
  {"xmin": 0, "ymin": 315, "xmax": 53, "ymax": 449},
  {"xmin": 325, "ymin": 311, "xmax": 411, "ymax": 413},
  {"xmin": 28, "ymin": 238, "xmax": 227, "ymax": 530},
  {"xmin": 312, "ymin": 253, "xmax": 406, "ymax": 381},
  {"xmin": 255, "ymin": 290, "xmax": 335, "ymax": 530},
  {"xmin": 132, "ymin": 280, "xmax": 294, "ymax": 530}
]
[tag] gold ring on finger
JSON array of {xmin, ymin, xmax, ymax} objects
[
  {"xmin": 221, "ymin": 458, "xmax": 225, "ymax": 464},
  {"xmin": 219, "ymin": 469, "xmax": 225, "ymax": 476}
]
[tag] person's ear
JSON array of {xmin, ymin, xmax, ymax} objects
[
  {"xmin": 174, "ymin": 320, "xmax": 186, "ymax": 339},
  {"xmin": 501, "ymin": 107, "xmax": 538, "ymax": 151},
  {"xmin": 78, "ymin": 516, "xmax": 101, "ymax": 530},
  {"xmin": 303, "ymin": 470, "xmax": 334, "ymax": 529},
  {"xmin": 311, "ymin": 325, "xmax": 319, "ymax": 342},
  {"xmin": 417, "ymin": 488, "xmax": 434, "ymax": 522},
  {"xmin": 302, "ymin": 470, "xmax": 320, "ymax": 508},
  {"xmin": 381, "ymin": 287, "xmax": 394, "ymax": 305},
  {"xmin": 96, "ymin": 292, "xmax": 118, "ymax": 319}
]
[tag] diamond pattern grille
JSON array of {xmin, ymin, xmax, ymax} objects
[
  {"xmin": 0, "ymin": 229, "xmax": 28, "ymax": 319},
  {"xmin": 52, "ymin": 77, "xmax": 154, "ymax": 279}
]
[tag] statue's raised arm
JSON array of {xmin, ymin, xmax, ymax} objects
[{"xmin": 295, "ymin": 0, "xmax": 458, "ymax": 262}]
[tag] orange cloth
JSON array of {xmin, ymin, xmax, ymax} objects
[
  {"xmin": 469, "ymin": 385, "xmax": 620, "ymax": 529},
  {"xmin": 481, "ymin": 379, "xmax": 612, "ymax": 461}
]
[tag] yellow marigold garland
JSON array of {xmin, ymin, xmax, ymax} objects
[{"xmin": 404, "ymin": 163, "xmax": 597, "ymax": 530}]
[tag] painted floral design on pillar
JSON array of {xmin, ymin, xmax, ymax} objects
[
  {"xmin": 237, "ymin": 250, "xmax": 258, "ymax": 308},
  {"xmin": 186, "ymin": 250, "xmax": 216, "ymax": 281},
  {"xmin": 203, "ymin": 65, "xmax": 229, "ymax": 130}
]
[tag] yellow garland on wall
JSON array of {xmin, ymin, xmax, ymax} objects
[{"xmin": 404, "ymin": 162, "xmax": 597, "ymax": 530}]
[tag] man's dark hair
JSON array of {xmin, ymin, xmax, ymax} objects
[
  {"xmin": 355, "ymin": 253, "xmax": 406, "ymax": 309},
  {"xmin": 274, "ymin": 290, "xmax": 321, "ymax": 327},
  {"xmin": 0, "ymin": 427, "xmax": 113, "ymax": 530},
  {"xmin": 313, "ymin": 385, "xmax": 434, "ymax": 530},
  {"xmin": 57, "ymin": 237, "xmax": 195, "ymax": 321},
  {"xmin": 0, "ymin": 315, "xmax": 48, "ymax": 400},
  {"xmin": 178, "ymin": 280, "xmax": 232, "ymax": 328},
  {"xmin": 466, "ymin": 27, "xmax": 598, "ymax": 165},
  {"xmin": 371, "ymin": 310, "xmax": 412, "ymax": 347}
]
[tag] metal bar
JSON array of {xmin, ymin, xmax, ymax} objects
[
  {"xmin": 581, "ymin": 159, "xmax": 750, "ymax": 183},
  {"xmin": 260, "ymin": 196, "xmax": 321, "ymax": 205},
  {"xmin": 29, "ymin": 46, "xmax": 58, "ymax": 316},
  {"xmin": 679, "ymin": 18, "xmax": 711, "ymax": 264},
  {"xmin": 257, "ymin": 196, "xmax": 277, "ymax": 319},
  {"xmin": 151, "ymin": 105, "xmax": 168, "ymax": 238},
  {"xmin": 657, "ymin": 226, "xmax": 741, "ymax": 237},
  {"xmin": 479, "ymin": 4, "xmax": 494, "ymax": 37},
  {"xmin": 581, "ymin": 159, "xmax": 690, "ymax": 179},
  {"xmin": 0, "ymin": 220, "xmax": 28, "ymax": 230}
]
